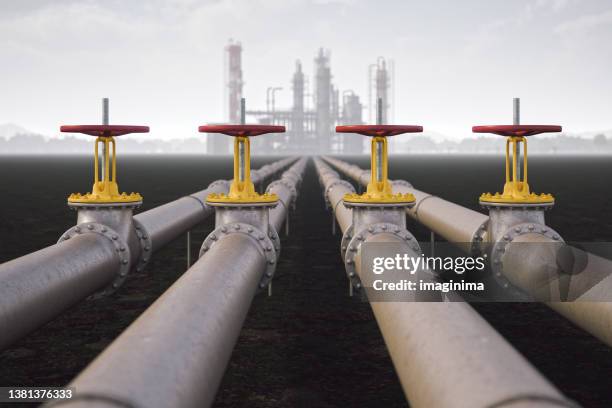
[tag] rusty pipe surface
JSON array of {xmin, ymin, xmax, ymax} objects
[
  {"xmin": 51, "ymin": 158, "xmax": 308, "ymax": 408},
  {"xmin": 0, "ymin": 157, "xmax": 296, "ymax": 351},
  {"xmin": 323, "ymin": 155, "xmax": 612, "ymax": 348},
  {"xmin": 315, "ymin": 157, "xmax": 572, "ymax": 408}
]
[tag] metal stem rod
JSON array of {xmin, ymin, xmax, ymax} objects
[
  {"xmin": 514, "ymin": 97, "xmax": 522, "ymax": 181},
  {"xmin": 375, "ymin": 98, "xmax": 384, "ymax": 182},
  {"xmin": 101, "ymin": 97, "xmax": 109, "ymax": 180},
  {"xmin": 0, "ymin": 158, "xmax": 296, "ymax": 350},
  {"xmin": 323, "ymin": 155, "xmax": 612, "ymax": 347},
  {"xmin": 314, "ymin": 157, "xmax": 570, "ymax": 408},
  {"xmin": 239, "ymin": 97, "xmax": 246, "ymax": 181},
  {"xmin": 58, "ymin": 159, "xmax": 308, "ymax": 408}
]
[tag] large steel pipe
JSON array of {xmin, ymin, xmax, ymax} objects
[
  {"xmin": 52, "ymin": 158, "xmax": 308, "ymax": 408},
  {"xmin": 55, "ymin": 233, "xmax": 266, "ymax": 408},
  {"xmin": 0, "ymin": 158, "xmax": 295, "ymax": 351},
  {"xmin": 314, "ymin": 158, "xmax": 572, "ymax": 408},
  {"xmin": 0, "ymin": 234, "xmax": 119, "ymax": 349},
  {"xmin": 324, "ymin": 156, "xmax": 612, "ymax": 347},
  {"xmin": 504, "ymin": 234, "xmax": 612, "ymax": 345}
]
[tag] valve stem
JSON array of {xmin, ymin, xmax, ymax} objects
[
  {"xmin": 375, "ymin": 97, "xmax": 383, "ymax": 182},
  {"xmin": 513, "ymin": 98, "xmax": 523, "ymax": 181},
  {"xmin": 101, "ymin": 97, "xmax": 109, "ymax": 180}
]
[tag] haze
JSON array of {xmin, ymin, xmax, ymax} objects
[{"xmin": 1, "ymin": 0, "xmax": 611, "ymax": 141}]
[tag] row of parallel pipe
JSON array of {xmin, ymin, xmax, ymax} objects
[
  {"xmin": 0, "ymin": 157, "xmax": 296, "ymax": 350},
  {"xmin": 322, "ymin": 156, "xmax": 612, "ymax": 347},
  {"xmin": 314, "ymin": 157, "xmax": 574, "ymax": 408},
  {"xmin": 47, "ymin": 158, "xmax": 308, "ymax": 408}
]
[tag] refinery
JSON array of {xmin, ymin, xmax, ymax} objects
[{"xmin": 1, "ymin": 3, "xmax": 612, "ymax": 406}]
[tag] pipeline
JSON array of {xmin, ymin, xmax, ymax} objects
[
  {"xmin": 0, "ymin": 157, "xmax": 296, "ymax": 350},
  {"xmin": 134, "ymin": 157, "xmax": 296, "ymax": 251},
  {"xmin": 47, "ymin": 158, "xmax": 308, "ymax": 408},
  {"xmin": 314, "ymin": 158, "xmax": 573, "ymax": 408},
  {"xmin": 322, "ymin": 155, "xmax": 612, "ymax": 347}
]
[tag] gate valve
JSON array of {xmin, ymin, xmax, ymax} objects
[
  {"xmin": 336, "ymin": 120, "xmax": 421, "ymax": 206},
  {"xmin": 60, "ymin": 103, "xmax": 148, "ymax": 206},
  {"xmin": 474, "ymin": 98, "xmax": 561, "ymax": 207},
  {"xmin": 199, "ymin": 103, "xmax": 285, "ymax": 205}
]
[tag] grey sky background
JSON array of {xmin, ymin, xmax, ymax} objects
[{"xmin": 1, "ymin": 0, "xmax": 611, "ymax": 140}]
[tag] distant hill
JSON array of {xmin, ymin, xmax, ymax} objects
[
  {"xmin": 0, "ymin": 124, "xmax": 207, "ymax": 155},
  {"xmin": 0, "ymin": 123, "xmax": 610, "ymax": 155}
]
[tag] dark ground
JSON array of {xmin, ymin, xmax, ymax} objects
[{"xmin": 0, "ymin": 154, "xmax": 611, "ymax": 407}]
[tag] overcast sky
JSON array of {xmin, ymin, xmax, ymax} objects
[{"xmin": 1, "ymin": 0, "xmax": 611, "ymax": 140}]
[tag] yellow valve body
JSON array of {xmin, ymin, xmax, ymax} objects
[
  {"xmin": 343, "ymin": 136, "xmax": 415, "ymax": 205},
  {"xmin": 68, "ymin": 137, "xmax": 142, "ymax": 204},
  {"xmin": 206, "ymin": 136, "xmax": 278, "ymax": 205},
  {"xmin": 480, "ymin": 136, "xmax": 554, "ymax": 205}
]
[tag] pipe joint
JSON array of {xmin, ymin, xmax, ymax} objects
[
  {"xmin": 266, "ymin": 179, "xmax": 297, "ymax": 210},
  {"xmin": 324, "ymin": 179, "xmax": 355, "ymax": 207},
  {"xmin": 202, "ymin": 205, "xmax": 280, "ymax": 290},
  {"xmin": 485, "ymin": 206, "xmax": 564, "ymax": 293},
  {"xmin": 342, "ymin": 222, "xmax": 420, "ymax": 290},
  {"xmin": 341, "ymin": 203, "xmax": 418, "ymax": 290},
  {"xmin": 200, "ymin": 221, "xmax": 279, "ymax": 290},
  {"xmin": 58, "ymin": 206, "xmax": 149, "ymax": 297}
]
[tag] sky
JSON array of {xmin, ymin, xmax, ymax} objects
[{"xmin": 1, "ymin": 0, "xmax": 611, "ymax": 140}]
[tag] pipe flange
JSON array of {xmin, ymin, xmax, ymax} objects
[
  {"xmin": 266, "ymin": 179, "xmax": 297, "ymax": 209},
  {"xmin": 282, "ymin": 171, "xmax": 303, "ymax": 188},
  {"xmin": 133, "ymin": 219, "xmax": 152, "ymax": 274},
  {"xmin": 199, "ymin": 222, "xmax": 278, "ymax": 290},
  {"xmin": 344, "ymin": 222, "xmax": 420, "ymax": 290},
  {"xmin": 268, "ymin": 224, "xmax": 281, "ymax": 260},
  {"xmin": 324, "ymin": 180, "xmax": 355, "ymax": 207},
  {"xmin": 58, "ymin": 222, "xmax": 132, "ymax": 298},
  {"xmin": 207, "ymin": 179, "xmax": 231, "ymax": 191},
  {"xmin": 340, "ymin": 225, "xmax": 354, "ymax": 261},
  {"xmin": 490, "ymin": 222, "xmax": 564, "ymax": 291},
  {"xmin": 470, "ymin": 220, "xmax": 489, "ymax": 257}
]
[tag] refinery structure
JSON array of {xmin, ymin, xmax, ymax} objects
[{"xmin": 208, "ymin": 40, "xmax": 394, "ymax": 155}]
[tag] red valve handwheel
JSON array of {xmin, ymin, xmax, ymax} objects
[
  {"xmin": 336, "ymin": 125, "xmax": 423, "ymax": 137},
  {"xmin": 60, "ymin": 125, "xmax": 150, "ymax": 137},
  {"xmin": 472, "ymin": 125, "xmax": 562, "ymax": 137},
  {"xmin": 199, "ymin": 125, "xmax": 286, "ymax": 137}
]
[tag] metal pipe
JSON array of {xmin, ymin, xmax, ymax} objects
[
  {"xmin": 504, "ymin": 233, "xmax": 612, "ymax": 345},
  {"xmin": 323, "ymin": 155, "xmax": 612, "ymax": 347},
  {"xmin": 0, "ymin": 158, "xmax": 295, "ymax": 350},
  {"xmin": 0, "ymin": 234, "xmax": 119, "ymax": 349},
  {"xmin": 314, "ymin": 158, "xmax": 570, "ymax": 408},
  {"xmin": 53, "ymin": 159, "xmax": 308, "ymax": 408},
  {"xmin": 56, "ymin": 233, "xmax": 267, "ymax": 408}
]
